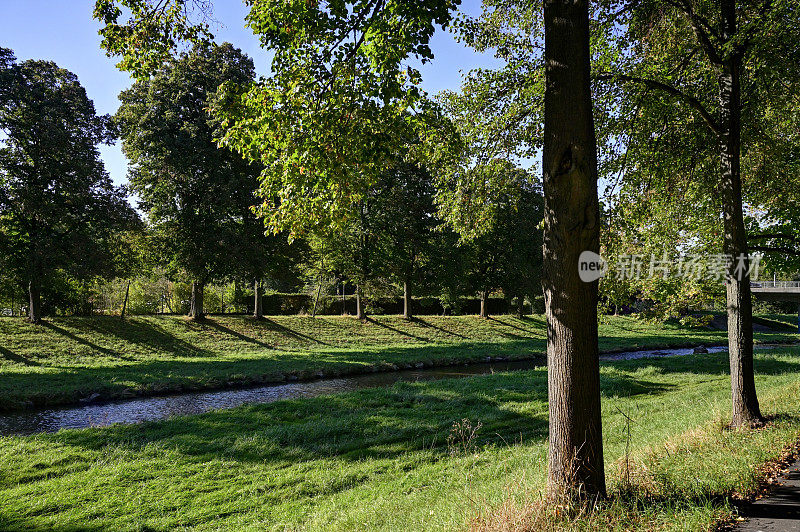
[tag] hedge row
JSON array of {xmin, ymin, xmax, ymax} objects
[{"xmin": 242, "ymin": 294, "xmax": 532, "ymax": 316}]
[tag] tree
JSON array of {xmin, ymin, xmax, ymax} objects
[
  {"xmin": 96, "ymin": 0, "xmax": 460, "ymax": 237},
  {"xmin": 371, "ymin": 163, "xmax": 439, "ymax": 319},
  {"xmin": 116, "ymin": 43, "xmax": 260, "ymax": 320},
  {"xmin": 439, "ymin": 1, "xmax": 603, "ymax": 494},
  {"xmin": 0, "ymin": 48, "xmax": 136, "ymax": 323},
  {"xmin": 598, "ymin": 0, "xmax": 800, "ymax": 427},
  {"xmin": 541, "ymin": 0, "xmax": 606, "ymax": 498},
  {"xmin": 438, "ymin": 162, "xmax": 543, "ymax": 319}
]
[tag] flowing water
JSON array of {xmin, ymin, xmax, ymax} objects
[{"xmin": 0, "ymin": 344, "xmax": 737, "ymax": 436}]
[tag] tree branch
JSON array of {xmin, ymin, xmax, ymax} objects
[
  {"xmin": 663, "ymin": 0, "xmax": 723, "ymax": 65},
  {"xmin": 750, "ymin": 246, "xmax": 800, "ymax": 256},
  {"xmin": 750, "ymin": 233, "xmax": 800, "ymax": 242},
  {"xmin": 595, "ymin": 73, "xmax": 722, "ymax": 136}
]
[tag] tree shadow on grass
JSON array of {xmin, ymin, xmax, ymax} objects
[
  {"xmin": 201, "ymin": 318, "xmax": 273, "ymax": 349},
  {"xmin": 5, "ymin": 338, "xmax": 796, "ymax": 412},
  {"xmin": 410, "ymin": 317, "xmax": 469, "ymax": 339},
  {"xmin": 0, "ymin": 345, "xmax": 40, "ymax": 366},
  {"xmin": 605, "ymin": 348, "xmax": 800, "ymax": 378},
  {"xmin": 257, "ymin": 317, "xmax": 331, "ymax": 346},
  {"xmin": 69, "ymin": 316, "xmax": 214, "ymax": 358},
  {"xmin": 365, "ymin": 317, "xmax": 431, "ymax": 342},
  {"xmin": 49, "ymin": 371, "xmax": 553, "ymax": 465},
  {"xmin": 39, "ymin": 321, "xmax": 129, "ymax": 360},
  {"xmin": 488, "ymin": 316, "xmax": 544, "ymax": 336},
  {"xmin": 42, "ymin": 368, "xmax": 678, "ymax": 471}
]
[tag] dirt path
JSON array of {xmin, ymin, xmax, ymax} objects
[{"xmin": 736, "ymin": 456, "xmax": 800, "ymax": 531}]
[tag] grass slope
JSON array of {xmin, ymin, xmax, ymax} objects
[
  {"xmin": 1, "ymin": 314, "xmax": 796, "ymax": 409},
  {"xmin": 1, "ymin": 349, "xmax": 800, "ymax": 531}
]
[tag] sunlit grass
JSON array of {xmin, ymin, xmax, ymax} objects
[
  {"xmin": 1, "ymin": 349, "xmax": 799, "ymax": 530},
  {"xmin": 1, "ymin": 314, "xmax": 796, "ymax": 409}
]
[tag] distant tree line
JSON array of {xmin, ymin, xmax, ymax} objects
[{"xmin": 0, "ymin": 45, "xmax": 544, "ymax": 322}]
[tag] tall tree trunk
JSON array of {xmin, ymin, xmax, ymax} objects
[
  {"xmin": 479, "ymin": 290, "xmax": 487, "ymax": 319},
  {"xmin": 189, "ymin": 281, "xmax": 205, "ymax": 321},
  {"xmin": 355, "ymin": 285, "xmax": 365, "ymax": 321},
  {"xmin": 517, "ymin": 295, "xmax": 524, "ymax": 318},
  {"xmin": 28, "ymin": 279, "xmax": 41, "ymax": 324},
  {"xmin": 542, "ymin": 0, "xmax": 605, "ymax": 499},
  {"xmin": 403, "ymin": 281, "xmax": 412, "ymax": 319},
  {"xmin": 312, "ymin": 279, "xmax": 323, "ymax": 318},
  {"xmin": 253, "ymin": 279, "xmax": 263, "ymax": 319},
  {"xmin": 719, "ymin": 0, "xmax": 761, "ymax": 428},
  {"xmin": 120, "ymin": 280, "xmax": 131, "ymax": 318}
]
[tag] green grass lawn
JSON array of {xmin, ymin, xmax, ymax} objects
[
  {"xmin": 2, "ymin": 349, "xmax": 800, "ymax": 531},
  {"xmin": 1, "ymin": 314, "xmax": 797, "ymax": 409}
]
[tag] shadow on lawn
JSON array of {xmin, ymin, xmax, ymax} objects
[
  {"xmin": 366, "ymin": 317, "xmax": 431, "ymax": 342},
  {"xmin": 64, "ymin": 316, "xmax": 215, "ymax": 358},
  {"xmin": 2, "ymin": 334, "xmax": 798, "ymax": 410},
  {"xmin": 0, "ymin": 345, "xmax": 40, "ymax": 366},
  {"xmin": 605, "ymin": 348, "xmax": 800, "ymax": 378},
  {"xmin": 257, "ymin": 317, "xmax": 332, "ymax": 346},
  {"xmin": 40, "ymin": 321, "xmax": 129, "ymax": 360},
  {"xmin": 408, "ymin": 317, "xmax": 469, "ymax": 339},
  {"xmin": 45, "ymin": 368, "xmax": 679, "ymax": 469}
]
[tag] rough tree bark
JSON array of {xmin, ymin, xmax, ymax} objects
[
  {"xmin": 479, "ymin": 290, "xmax": 487, "ymax": 319},
  {"xmin": 253, "ymin": 279, "xmax": 263, "ymax": 319},
  {"xmin": 189, "ymin": 281, "xmax": 205, "ymax": 321},
  {"xmin": 542, "ymin": 0, "xmax": 606, "ymax": 499},
  {"xmin": 28, "ymin": 279, "xmax": 41, "ymax": 324},
  {"xmin": 719, "ymin": 0, "xmax": 762, "ymax": 427}
]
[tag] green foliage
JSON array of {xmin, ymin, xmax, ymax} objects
[
  {"xmin": 93, "ymin": 0, "xmax": 215, "ymax": 77},
  {"xmin": 95, "ymin": 0, "xmax": 461, "ymax": 237},
  {"xmin": 597, "ymin": 0, "xmax": 800, "ymax": 285},
  {"xmin": 0, "ymin": 47, "xmax": 138, "ymax": 317},
  {"xmin": 116, "ymin": 43, "xmax": 269, "ymax": 289}
]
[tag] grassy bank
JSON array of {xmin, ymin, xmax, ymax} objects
[
  {"xmin": 1, "ymin": 314, "xmax": 796, "ymax": 409},
  {"xmin": 1, "ymin": 349, "xmax": 799, "ymax": 530}
]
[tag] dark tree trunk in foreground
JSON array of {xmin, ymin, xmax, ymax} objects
[
  {"xmin": 542, "ymin": 0, "xmax": 605, "ymax": 499},
  {"xmin": 28, "ymin": 279, "xmax": 41, "ymax": 324},
  {"xmin": 479, "ymin": 290, "xmax": 487, "ymax": 319},
  {"xmin": 403, "ymin": 281, "xmax": 412, "ymax": 319},
  {"xmin": 189, "ymin": 281, "xmax": 205, "ymax": 320},
  {"xmin": 517, "ymin": 296, "xmax": 525, "ymax": 318},
  {"xmin": 253, "ymin": 279, "xmax": 263, "ymax": 319},
  {"xmin": 355, "ymin": 285, "xmax": 365, "ymax": 320},
  {"xmin": 719, "ymin": 0, "xmax": 761, "ymax": 427}
]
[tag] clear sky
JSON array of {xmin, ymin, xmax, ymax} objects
[{"xmin": 0, "ymin": 0, "xmax": 501, "ymax": 188}]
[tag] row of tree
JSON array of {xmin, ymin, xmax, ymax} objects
[{"xmin": 0, "ymin": 45, "xmax": 543, "ymax": 322}]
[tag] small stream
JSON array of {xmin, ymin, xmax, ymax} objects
[{"xmin": 0, "ymin": 345, "xmax": 733, "ymax": 436}]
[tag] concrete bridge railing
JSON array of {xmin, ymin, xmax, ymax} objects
[{"xmin": 751, "ymin": 280, "xmax": 800, "ymax": 290}]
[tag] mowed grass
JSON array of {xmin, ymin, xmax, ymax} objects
[
  {"xmin": 1, "ymin": 314, "xmax": 797, "ymax": 409},
  {"xmin": 2, "ymin": 349, "xmax": 800, "ymax": 531}
]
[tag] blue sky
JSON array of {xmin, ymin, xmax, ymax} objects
[{"xmin": 0, "ymin": 0, "xmax": 500, "ymax": 188}]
